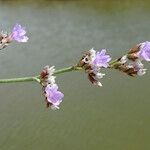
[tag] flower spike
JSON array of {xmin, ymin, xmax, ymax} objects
[
  {"xmin": 40, "ymin": 66, "xmax": 64, "ymax": 110},
  {"xmin": 0, "ymin": 24, "xmax": 28, "ymax": 50},
  {"xmin": 78, "ymin": 48, "xmax": 111, "ymax": 86}
]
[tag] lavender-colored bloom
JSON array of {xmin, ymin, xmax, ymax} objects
[
  {"xmin": 45, "ymin": 84, "xmax": 64, "ymax": 109},
  {"xmin": 93, "ymin": 49, "xmax": 111, "ymax": 68},
  {"xmin": 11, "ymin": 24, "xmax": 28, "ymax": 42},
  {"xmin": 139, "ymin": 41, "xmax": 150, "ymax": 61}
]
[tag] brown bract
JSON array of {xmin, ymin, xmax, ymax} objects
[
  {"xmin": 77, "ymin": 51, "xmax": 90, "ymax": 67},
  {"xmin": 40, "ymin": 67, "xmax": 49, "ymax": 80},
  {"xmin": 0, "ymin": 34, "xmax": 12, "ymax": 50},
  {"xmin": 127, "ymin": 44, "xmax": 141, "ymax": 61},
  {"xmin": 117, "ymin": 65, "xmax": 137, "ymax": 77}
]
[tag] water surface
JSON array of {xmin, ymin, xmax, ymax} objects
[{"xmin": 0, "ymin": 1, "xmax": 150, "ymax": 150}]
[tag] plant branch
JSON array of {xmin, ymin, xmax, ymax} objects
[{"xmin": 0, "ymin": 66, "xmax": 83, "ymax": 84}]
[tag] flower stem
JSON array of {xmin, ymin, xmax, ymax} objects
[
  {"xmin": 0, "ymin": 66, "xmax": 83, "ymax": 84},
  {"xmin": 109, "ymin": 59, "xmax": 118, "ymax": 68},
  {"xmin": 0, "ymin": 76, "xmax": 37, "ymax": 83},
  {"xmin": 0, "ymin": 59, "xmax": 119, "ymax": 84},
  {"xmin": 54, "ymin": 66, "xmax": 82, "ymax": 75}
]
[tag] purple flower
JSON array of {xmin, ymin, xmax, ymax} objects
[
  {"xmin": 45, "ymin": 84, "xmax": 64, "ymax": 109},
  {"xmin": 139, "ymin": 41, "xmax": 150, "ymax": 61},
  {"xmin": 93, "ymin": 49, "xmax": 111, "ymax": 68},
  {"xmin": 11, "ymin": 24, "xmax": 28, "ymax": 42}
]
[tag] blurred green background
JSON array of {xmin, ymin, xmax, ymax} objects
[{"xmin": 0, "ymin": 0, "xmax": 150, "ymax": 150}]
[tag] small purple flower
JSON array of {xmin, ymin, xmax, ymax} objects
[
  {"xmin": 11, "ymin": 24, "xmax": 28, "ymax": 42},
  {"xmin": 93, "ymin": 49, "xmax": 111, "ymax": 68},
  {"xmin": 139, "ymin": 41, "xmax": 150, "ymax": 61},
  {"xmin": 45, "ymin": 84, "xmax": 64, "ymax": 109}
]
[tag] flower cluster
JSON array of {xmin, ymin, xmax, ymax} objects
[
  {"xmin": 2, "ymin": 23, "xmax": 150, "ymax": 111},
  {"xmin": 114, "ymin": 41, "xmax": 150, "ymax": 76},
  {"xmin": 40, "ymin": 66, "xmax": 64, "ymax": 110},
  {"xmin": 77, "ymin": 48, "xmax": 111, "ymax": 86},
  {"xmin": 0, "ymin": 24, "xmax": 28, "ymax": 50}
]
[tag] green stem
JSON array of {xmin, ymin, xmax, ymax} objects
[
  {"xmin": 0, "ymin": 76, "xmax": 37, "ymax": 83},
  {"xmin": 0, "ymin": 66, "xmax": 82, "ymax": 84},
  {"xmin": 54, "ymin": 66, "xmax": 82, "ymax": 75},
  {"xmin": 0, "ymin": 58, "xmax": 119, "ymax": 84},
  {"xmin": 109, "ymin": 59, "xmax": 118, "ymax": 68}
]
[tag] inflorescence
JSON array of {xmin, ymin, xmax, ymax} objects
[
  {"xmin": 1, "ymin": 24, "xmax": 150, "ymax": 110},
  {"xmin": 0, "ymin": 24, "xmax": 28, "ymax": 49}
]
